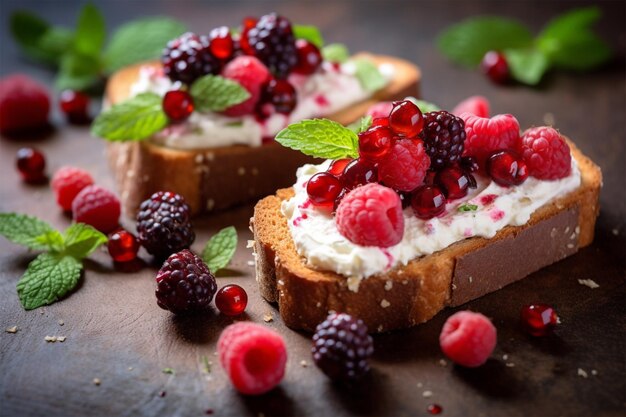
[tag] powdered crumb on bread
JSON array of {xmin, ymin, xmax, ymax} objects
[{"xmin": 578, "ymin": 279, "xmax": 599, "ymax": 289}]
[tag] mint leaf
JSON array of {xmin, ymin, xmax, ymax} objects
[
  {"xmin": 74, "ymin": 3, "xmax": 106, "ymax": 59},
  {"xmin": 353, "ymin": 59, "xmax": 387, "ymax": 92},
  {"xmin": 504, "ymin": 48, "xmax": 549, "ymax": 85},
  {"xmin": 92, "ymin": 92, "xmax": 168, "ymax": 141},
  {"xmin": 437, "ymin": 17, "xmax": 533, "ymax": 68},
  {"xmin": 407, "ymin": 98, "xmax": 441, "ymax": 114},
  {"xmin": 56, "ymin": 51, "xmax": 102, "ymax": 91},
  {"xmin": 458, "ymin": 203, "xmax": 479, "ymax": 212},
  {"xmin": 104, "ymin": 17, "xmax": 187, "ymax": 73},
  {"xmin": 275, "ymin": 119, "xmax": 359, "ymax": 159},
  {"xmin": 190, "ymin": 75, "xmax": 250, "ymax": 112},
  {"xmin": 0, "ymin": 213, "xmax": 57, "ymax": 251},
  {"xmin": 10, "ymin": 11, "xmax": 72, "ymax": 66},
  {"xmin": 293, "ymin": 25, "xmax": 324, "ymax": 48},
  {"xmin": 63, "ymin": 223, "xmax": 108, "ymax": 260},
  {"xmin": 16, "ymin": 253, "xmax": 82, "ymax": 310},
  {"xmin": 347, "ymin": 115, "xmax": 373, "ymax": 134},
  {"xmin": 322, "ymin": 43, "xmax": 350, "ymax": 63},
  {"xmin": 38, "ymin": 28, "xmax": 74, "ymax": 63},
  {"xmin": 201, "ymin": 226, "xmax": 237, "ymax": 273},
  {"xmin": 33, "ymin": 231, "xmax": 65, "ymax": 253}
]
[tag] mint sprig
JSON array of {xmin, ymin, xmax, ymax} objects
[
  {"xmin": 190, "ymin": 75, "xmax": 251, "ymax": 113},
  {"xmin": 201, "ymin": 226, "xmax": 238, "ymax": 273},
  {"xmin": 347, "ymin": 115, "xmax": 373, "ymax": 135},
  {"xmin": 293, "ymin": 25, "xmax": 324, "ymax": 48},
  {"xmin": 353, "ymin": 59, "xmax": 387, "ymax": 92},
  {"xmin": 407, "ymin": 98, "xmax": 441, "ymax": 114},
  {"xmin": 322, "ymin": 43, "xmax": 350, "ymax": 63},
  {"xmin": 458, "ymin": 204, "xmax": 479, "ymax": 212},
  {"xmin": 276, "ymin": 119, "xmax": 359, "ymax": 159}
]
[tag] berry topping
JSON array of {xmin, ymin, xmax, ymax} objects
[
  {"xmin": 335, "ymin": 183, "xmax": 404, "ymax": 247},
  {"xmin": 221, "ymin": 56, "xmax": 270, "ymax": 117},
  {"xmin": 162, "ymin": 90, "xmax": 194, "ymax": 122},
  {"xmin": 59, "ymin": 90, "xmax": 90, "ymax": 124},
  {"xmin": 519, "ymin": 126, "xmax": 572, "ymax": 180},
  {"xmin": 0, "ymin": 74, "xmax": 50, "ymax": 135},
  {"xmin": 293, "ymin": 39, "xmax": 322, "ymax": 75},
  {"xmin": 420, "ymin": 110, "xmax": 466, "ymax": 170},
  {"xmin": 481, "ymin": 51, "xmax": 510, "ymax": 84},
  {"xmin": 209, "ymin": 26, "xmax": 234, "ymax": 60},
  {"xmin": 218, "ymin": 322, "xmax": 287, "ymax": 395},
  {"xmin": 358, "ymin": 125, "xmax": 393, "ymax": 160},
  {"xmin": 460, "ymin": 156, "xmax": 479, "ymax": 173},
  {"xmin": 71, "ymin": 185, "xmax": 121, "ymax": 233},
  {"xmin": 439, "ymin": 311, "xmax": 497, "ymax": 367},
  {"xmin": 452, "ymin": 95, "xmax": 490, "ymax": 118},
  {"xmin": 366, "ymin": 101, "xmax": 393, "ymax": 119},
  {"xmin": 16, "ymin": 148, "xmax": 46, "ymax": 183},
  {"xmin": 261, "ymin": 78, "xmax": 297, "ymax": 114},
  {"xmin": 461, "ymin": 113, "xmax": 521, "ymax": 168},
  {"xmin": 136, "ymin": 191, "xmax": 195, "ymax": 259},
  {"xmin": 307, "ymin": 172, "xmax": 343, "ymax": 207},
  {"xmin": 428, "ymin": 404, "xmax": 443, "ymax": 415},
  {"xmin": 340, "ymin": 158, "xmax": 378, "ymax": 190},
  {"xmin": 521, "ymin": 304, "xmax": 558, "ymax": 336},
  {"xmin": 378, "ymin": 138, "xmax": 430, "ymax": 192},
  {"xmin": 388, "ymin": 100, "xmax": 424, "ymax": 137},
  {"xmin": 51, "ymin": 166, "xmax": 94, "ymax": 211},
  {"xmin": 327, "ymin": 158, "xmax": 352, "ymax": 176},
  {"xmin": 246, "ymin": 13, "xmax": 298, "ymax": 78},
  {"xmin": 312, "ymin": 313, "xmax": 374, "ymax": 380},
  {"xmin": 411, "ymin": 185, "xmax": 447, "ymax": 219},
  {"xmin": 155, "ymin": 249, "xmax": 217, "ymax": 313},
  {"xmin": 239, "ymin": 17, "xmax": 259, "ymax": 55},
  {"xmin": 487, "ymin": 150, "xmax": 529, "ymax": 186},
  {"xmin": 436, "ymin": 166, "xmax": 470, "ymax": 200},
  {"xmin": 162, "ymin": 32, "xmax": 220, "ymax": 84},
  {"xmin": 107, "ymin": 229, "xmax": 140, "ymax": 263},
  {"xmin": 215, "ymin": 284, "xmax": 248, "ymax": 316}
]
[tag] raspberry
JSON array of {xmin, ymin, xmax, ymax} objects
[
  {"xmin": 162, "ymin": 32, "xmax": 220, "ymax": 84},
  {"xmin": 155, "ymin": 249, "xmax": 217, "ymax": 313},
  {"xmin": 419, "ymin": 111, "xmax": 466, "ymax": 170},
  {"xmin": 71, "ymin": 185, "xmax": 121, "ymax": 233},
  {"xmin": 218, "ymin": 322, "xmax": 287, "ymax": 395},
  {"xmin": 439, "ymin": 311, "xmax": 497, "ymax": 367},
  {"xmin": 461, "ymin": 113, "xmax": 521, "ymax": 168},
  {"xmin": 519, "ymin": 126, "xmax": 572, "ymax": 180},
  {"xmin": 246, "ymin": 13, "xmax": 298, "ymax": 78},
  {"xmin": 136, "ymin": 191, "xmax": 195, "ymax": 259},
  {"xmin": 452, "ymin": 95, "xmax": 490, "ymax": 118},
  {"xmin": 312, "ymin": 313, "xmax": 374, "ymax": 380},
  {"xmin": 221, "ymin": 56, "xmax": 270, "ymax": 116},
  {"xmin": 366, "ymin": 101, "xmax": 393, "ymax": 119},
  {"xmin": 378, "ymin": 138, "xmax": 430, "ymax": 192},
  {"xmin": 51, "ymin": 167, "xmax": 94, "ymax": 211},
  {"xmin": 335, "ymin": 183, "xmax": 404, "ymax": 247},
  {"xmin": 0, "ymin": 74, "xmax": 50, "ymax": 135}
]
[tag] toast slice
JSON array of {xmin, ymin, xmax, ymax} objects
[
  {"xmin": 251, "ymin": 140, "xmax": 602, "ymax": 333},
  {"xmin": 104, "ymin": 53, "xmax": 421, "ymax": 215}
]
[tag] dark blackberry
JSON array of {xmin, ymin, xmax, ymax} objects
[
  {"xmin": 312, "ymin": 313, "xmax": 374, "ymax": 380},
  {"xmin": 155, "ymin": 249, "xmax": 217, "ymax": 313},
  {"xmin": 162, "ymin": 32, "xmax": 220, "ymax": 84},
  {"xmin": 246, "ymin": 13, "xmax": 298, "ymax": 78},
  {"xmin": 419, "ymin": 110, "xmax": 466, "ymax": 170},
  {"xmin": 136, "ymin": 191, "xmax": 195, "ymax": 259}
]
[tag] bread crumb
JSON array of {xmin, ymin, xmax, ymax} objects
[
  {"xmin": 422, "ymin": 390, "xmax": 433, "ymax": 398},
  {"xmin": 300, "ymin": 360, "xmax": 308, "ymax": 367},
  {"xmin": 417, "ymin": 382, "xmax": 423, "ymax": 388},
  {"xmin": 380, "ymin": 299, "xmax": 391, "ymax": 308},
  {"xmin": 439, "ymin": 359, "xmax": 447, "ymax": 367},
  {"xmin": 451, "ymin": 283, "xmax": 457, "ymax": 290},
  {"xmin": 237, "ymin": 167, "xmax": 246, "ymax": 176},
  {"xmin": 347, "ymin": 276, "xmax": 361, "ymax": 292},
  {"xmin": 377, "ymin": 325, "xmax": 383, "ymax": 332},
  {"xmin": 194, "ymin": 154, "xmax": 204, "ymax": 164},
  {"xmin": 246, "ymin": 240, "xmax": 255, "ymax": 248},
  {"xmin": 506, "ymin": 362, "xmax": 515, "ymax": 368},
  {"xmin": 128, "ymin": 367, "xmax": 134, "ymax": 371},
  {"xmin": 316, "ymin": 302, "xmax": 321, "ymax": 308},
  {"xmin": 57, "ymin": 336, "xmax": 66, "ymax": 342},
  {"xmin": 567, "ymin": 243, "xmax": 575, "ymax": 249},
  {"xmin": 277, "ymin": 279, "xmax": 284, "ymax": 286},
  {"xmin": 206, "ymin": 199, "xmax": 215, "ymax": 211},
  {"xmin": 577, "ymin": 368, "xmax": 588, "ymax": 378},
  {"xmin": 578, "ymin": 279, "xmax": 599, "ymax": 289},
  {"xmin": 402, "ymin": 280, "xmax": 408, "ymax": 285},
  {"xmin": 205, "ymin": 152, "xmax": 215, "ymax": 161},
  {"xmin": 58, "ymin": 319, "xmax": 64, "ymax": 326},
  {"xmin": 44, "ymin": 336, "xmax": 57, "ymax": 342},
  {"xmin": 5, "ymin": 326, "xmax": 18, "ymax": 333},
  {"xmin": 247, "ymin": 260, "xmax": 255, "ymax": 267},
  {"xmin": 612, "ymin": 228, "xmax": 619, "ymax": 236},
  {"xmin": 550, "ymin": 227, "xmax": 557, "ymax": 238},
  {"xmin": 591, "ymin": 369, "xmax": 598, "ymax": 376},
  {"xmin": 502, "ymin": 354, "xmax": 509, "ymax": 361},
  {"xmin": 564, "ymin": 226, "xmax": 570, "ymax": 234},
  {"xmin": 556, "ymin": 316, "xmax": 562, "ymax": 324},
  {"xmin": 384, "ymin": 280, "xmax": 393, "ymax": 291},
  {"xmin": 570, "ymin": 232, "xmax": 577, "ymax": 240},
  {"xmin": 575, "ymin": 226, "xmax": 580, "ymax": 234},
  {"xmin": 93, "ymin": 378, "xmax": 101, "ymax": 386},
  {"xmin": 263, "ymin": 313, "xmax": 273, "ymax": 323}
]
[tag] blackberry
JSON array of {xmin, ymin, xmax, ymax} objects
[
  {"xmin": 246, "ymin": 13, "xmax": 298, "ymax": 78},
  {"xmin": 162, "ymin": 32, "xmax": 220, "ymax": 84},
  {"xmin": 136, "ymin": 191, "xmax": 195, "ymax": 259},
  {"xmin": 312, "ymin": 313, "xmax": 374, "ymax": 380},
  {"xmin": 155, "ymin": 249, "xmax": 217, "ymax": 313},
  {"xmin": 419, "ymin": 110, "xmax": 466, "ymax": 170}
]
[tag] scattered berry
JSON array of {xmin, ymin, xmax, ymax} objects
[
  {"xmin": 261, "ymin": 79, "xmax": 297, "ymax": 114},
  {"xmin": 136, "ymin": 191, "xmax": 195, "ymax": 259},
  {"xmin": 312, "ymin": 313, "xmax": 374, "ymax": 380},
  {"xmin": 439, "ymin": 311, "xmax": 497, "ymax": 367},
  {"xmin": 388, "ymin": 100, "xmax": 424, "ymax": 137},
  {"xmin": 16, "ymin": 148, "xmax": 46, "ymax": 183},
  {"xmin": 107, "ymin": 229, "xmax": 140, "ymax": 263},
  {"xmin": 0, "ymin": 74, "xmax": 50, "ymax": 134},
  {"xmin": 327, "ymin": 158, "xmax": 352, "ymax": 176},
  {"xmin": 521, "ymin": 304, "xmax": 558, "ymax": 336},
  {"xmin": 427, "ymin": 404, "xmax": 443, "ymax": 415},
  {"xmin": 218, "ymin": 322, "xmax": 287, "ymax": 395},
  {"xmin": 411, "ymin": 185, "xmax": 447, "ymax": 219},
  {"xmin": 487, "ymin": 150, "xmax": 528, "ymax": 186},
  {"xmin": 366, "ymin": 101, "xmax": 393, "ymax": 119},
  {"xmin": 221, "ymin": 56, "xmax": 270, "ymax": 117},
  {"xmin": 340, "ymin": 158, "xmax": 378, "ymax": 190},
  {"xmin": 378, "ymin": 138, "xmax": 430, "ymax": 192},
  {"xmin": 461, "ymin": 113, "xmax": 521, "ymax": 168},
  {"xmin": 481, "ymin": 51, "xmax": 510, "ymax": 84},
  {"xmin": 452, "ymin": 95, "xmax": 490, "ymax": 118},
  {"xmin": 246, "ymin": 13, "xmax": 297, "ymax": 78},
  {"xmin": 293, "ymin": 39, "xmax": 322, "ymax": 75},
  {"xmin": 162, "ymin": 32, "xmax": 220, "ymax": 84},
  {"xmin": 436, "ymin": 166, "xmax": 470, "ymax": 200},
  {"xmin": 215, "ymin": 284, "xmax": 248, "ymax": 316},
  {"xmin": 51, "ymin": 166, "xmax": 94, "ymax": 211},
  {"xmin": 163, "ymin": 90, "xmax": 194, "ymax": 122},
  {"xmin": 358, "ymin": 125, "xmax": 393, "ymax": 160},
  {"xmin": 72, "ymin": 185, "xmax": 121, "ymax": 233},
  {"xmin": 59, "ymin": 90, "xmax": 90, "ymax": 124},
  {"xmin": 307, "ymin": 172, "xmax": 343, "ymax": 207},
  {"xmin": 155, "ymin": 249, "xmax": 217, "ymax": 313},
  {"xmin": 420, "ymin": 110, "xmax": 466, "ymax": 170},
  {"xmin": 519, "ymin": 126, "xmax": 572, "ymax": 180},
  {"xmin": 335, "ymin": 183, "xmax": 404, "ymax": 247},
  {"xmin": 209, "ymin": 26, "xmax": 234, "ymax": 60}
]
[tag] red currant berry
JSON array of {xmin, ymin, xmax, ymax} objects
[
  {"xmin": 59, "ymin": 90, "xmax": 90, "ymax": 124},
  {"xmin": 436, "ymin": 166, "xmax": 470, "ymax": 200},
  {"xmin": 215, "ymin": 284, "xmax": 248, "ymax": 316},
  {"xmin": 163, "ymin": 90, "xmax": 194, "ymax": 122},
  {"xmin": 16, "ymin": 147, "xmax": 46, "ymax": 183},
  {"xmin": 107, "ymin": 229, "xmax": 140, "ymax": 263},
  {"xmin": 293, "ymin": 39, "xmax": 322, "ymax": 75},
  {"xmin": 358, "ymin": 125, "xmax": 393, "ymax": 160},
  {"xmin": 388, "ymin": 100, "xmax": 424, "ymax": 137},
  {"xmin": 263, "ymin": 79, "xmax": 297, "ymax": 114},
  {"xmin": 209, "ymin": 26, "xmax": 234, "ymax": 60},
  {"xmin": 427, "ymin": 404, "xmax": 443, "ymax": 415},
  {"xmin": 487, "ymin": 150, "xmax": 528, "ymax": 186},
  {"xmin": 371, "ymin": 117, "xmax": 389, "ymax": 127},
  {"xmin": 307, "ymin": 172, "xmax": 343, "ymax": 206},
  {"xmin": 327, "ymin": 158, "xmax": 352, "ymax": 176},
  {"xmin": 521, "ymin": 304, "xmax": 558, "ymax": 336},
  {"xmin": 340, "ymin": 158, "xmax": 378, "ymax": 190},
  {"xmin": 481, "ymin": 51, "xmax": 510, "ymax": 84},
  {"xmin": 411, "ymin": 185, "xmax": 447, "ymax": 219}
]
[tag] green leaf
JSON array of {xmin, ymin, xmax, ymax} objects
[
  {"xmin": 63, "ymin": 223, "xmax": 108, "ymax": 260},
  {"xmin": 33, "ymin": 231, "xmax": 65, "ymax": 253},
  {"xmin": 352, "ymin": 59, "xmax": 387, "ymax": 92},
  {"xmin": 347, "ymin": 115, "xmax": 373, "ymax": 134},
  {"xmin": 322, "ymin": 43, "xmax": 350, "ymax": 63},
  {"xmin": 275, "ymin": 119, "xmax": 359, "ymax": 159},
  {"xmin": 162, "ymin": 367, "xmax": 175, "ymax": 375},
  {"xmin": 539, "ymin": 7, "xmax": 602, "ymax": 43},
  {"xmin": 458, "ymin": 203, "xmax": 479, "ymax": 212},
  {"xmin": 407, "ymin": 98, "xmax": 441, "ymax": 114},
  {"xmin": 201, "ymin": 226, "xmax": 237, "ymax": 273},
  {"xmin": 91, "ymin": 92, "xmax": 168, "ymax": 141},
  {"xmin": 504, "ymin": 48, "xmax": 549, "ymax": 85},
  {"xmin": 74, "ymin": 3, "xmax": 106, "ymax": 59},
  {"xmin": 56, "ymin": 51, "xmax": 102, "ymax": 91},
  {"xmin": 437, "ymin": 17, "xmax": 534, "ymax": 68},
  {"xmin": 104, "ymin": 17, "xmax": 187, "ymax": 73},
  {"xmin": 9, "ymin": 11, "xmax": 73, "ymax": 66},
  {"xmin": 0, "ymin": 213, "xmax": 57, "ymax": 251},
  {"xmin": 38, "ymin": 28, "xmax": 74, "ymax": 62},
  {"xmin": 16, "ymin": 253, "xmax": 82, "ymax": 310},
  {"xmin": 190, "ymin": 75, "xmax": 250, "ymax": 112},
  {"xmin": 293, "ymin": 24, "xmax": 324, "ymax": 48}
]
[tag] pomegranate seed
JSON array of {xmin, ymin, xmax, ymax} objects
[
  {"xmin": 327, "ymin": 158, "xmax": 352, "ymax": 176},
  {"xmin": 59, "ymin": 90, "xmax": 90, "ymax": 124},
  {"xmin": 340, "ymin": 158, "xmax": 378, "ymax": 190},
  {"xmin": 427, "ymin": 404, "xmax": 443, "ymax": 415},
  {"xmin": 460, "ymin": 156, "xmax": 479, "ymax": 173},
  {"xmin": 358, "ymin": 125, "xmax": 393, "ymax": 160},
  {"xmin": 371, "ymin": 117, "xmax": 389, "ymax": 127},
  {"xmin": 239, "ymin": 17, "xmax": 258, "ymax": 55},
  {"xmin": 388, "ymin": 100, "xmax": 424, "ymax": 137},
  {"xmin": 411, "ymin": 185, "xmax": 447, "ymax": 219},
  {"xmin": 436, "ymin": 166, "xmax": 470, "ymax": 200},
  {"xmin": 16, "ymin": 147, "xmax": 46, "ymax": 183},
  {"xmin": 163, "ymin": 90, "xmax": 194, "ymax": 122},
  {"xmin": 487, "ymin": 150, "xmax": 528, "ymax": 186},
  {"xmin": 481, "ymin": 51, "xmax": 510, "ymax": 84},
  {"xmin": 107, "ymin": 229, "xmax": 140, "ymax": 263},
  {"xmin": 209, "ymin": 26, "xmax": 234, "ymax": 60},
  {"xmin": 521, "ymin": 304, "xmax": 558, "ymax": 336},
  {"xmin": 293, "ymin": 39, "xmax": 322, "ymax": 75},
  {"xmin": 307, "ymin": 172, "xmax": 343, "ymax": 206},
  {"xmin": 215, "ymin": 284, "xmax": 248, "ymax": 316},
  {"xmin": 262, "ymin": 79, "xmax": 297, "ymax": 114},
  {"xmin": 332, "ymin": 188, "xmax": 347, "ymax": 212}
]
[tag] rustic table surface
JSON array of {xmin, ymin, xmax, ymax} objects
[{"xmin": 1, "ymin": 1, "xmax": 624, "ymax": 416}]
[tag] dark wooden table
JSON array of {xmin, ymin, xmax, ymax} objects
[{"xmin": 1, "ymin": 1, "xmax": 624, "ymax": 416}]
